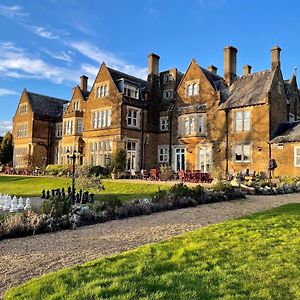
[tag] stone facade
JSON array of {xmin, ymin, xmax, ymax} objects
[{"xmin": 12, "ymin": 45, "xmax": 300, "ymax": 177}]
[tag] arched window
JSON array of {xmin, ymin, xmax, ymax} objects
[
  {"xmin": 104, "ymin": 85, "xmax": 108, "ymax": 96},
  {"xmin": 193, "ymin": 83, "xmax": 199, "ymax": 95},
  {"xmin": 187, "ymin": 84, "xmax": 193, "ymax": 96},
  {"xmin": 100, "ymin": 85, "xmax": 104, "ymax": 97}
]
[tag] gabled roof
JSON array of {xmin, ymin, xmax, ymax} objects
[
  {"xmin": 200, "ymin": 67, "xmax": 229, "ymax": 101},
  {"xmin": 271, "ymin": 121, "xmax": 300, "ymax": 143},
  {"xmin": 26, "ymin": 91, "xmax": 69, "ymax": 119},
  {"xmin": 107, "ymin": 67, "xmax": 147, "ymax": 89},
  {"xmin": 219, "ymin": 69, "xmax": 275, "ymax": 109}
]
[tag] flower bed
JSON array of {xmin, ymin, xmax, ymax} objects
[{"xmin": 0, "ymin": 183, "xmax": 246, "ymax": 240}]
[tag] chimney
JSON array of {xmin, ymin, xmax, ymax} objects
[
  {"xmin": 224, "ymin": 45, "xmax": 238, "ymax": 86},
  {"xmin": 243, "ymin": 64, "xmax": 252, "ymax": 75},
  {"xmin": 271, "ymin": 46, "xmax": 281, "ymax": 70},
  {"xmin": 148, "ymin": 53, "xmax": 160, "ymax": 76},
  {"xmin": 207, "ymin": 65, "xmax": 218, "ymax": 75},
  {"xmin": 80, "ymin": 75, "xmax": 88, "ymax": 91}
]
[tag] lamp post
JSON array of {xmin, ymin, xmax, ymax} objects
[{"xmin": 67, "ymin": 149, "xmax": 81, "ymax": 203}]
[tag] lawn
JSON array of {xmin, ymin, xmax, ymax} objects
[
  {"xmin": 4, "ymin": 204, "xmax": 300, "ymax": 300},
  {"xmin": 0, "ymin": 175, "xmax": 170, "ymax": 201}
]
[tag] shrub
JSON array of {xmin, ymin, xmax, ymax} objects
[
  {"xmin": 111, "ymin": 147, "xmax": 126, "ymax": 173},
  {"xmin": 170, "ymin": 183, "xmax": 193, "ymax": 199},
  {"xmin": 41, "ymin": 195, "xmax": 72, "ymax": 218},
  {"xmin": 0, "ymin": 211, "xmax": 47, "ymax": 239},
  {"xmin": 89, "ymin": 165, "xmax": 109, "ymax": 177},
  {"xmin": 159, "ymin": 164, "xmax": 173, "ymax": 182},
  {"xmin": 45, "ymin": 164, "xmax": 69, "ymax": 176}
]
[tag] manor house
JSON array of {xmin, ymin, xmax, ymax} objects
[{"xmin": 12, "ymin": 45, "xmax": 300, "ymax": 177}]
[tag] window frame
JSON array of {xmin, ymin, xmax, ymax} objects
[
  {"xmin": 127, "ymin": 107, "xmax": 140, "ymax": 128},
  {"xmin": 158, "ymin": 145, "xmax": 169, "ymax": 163},
  {"xmin": 234, "ymin": 110, "xmax": 251, "ymax": 132},
  {"xmin": 294, "ymin": 146, "xmax": 300, "ymax": 167},
  {"xmin": 91, "ymin": 109, "xmax": 112, "ymax": 129},
  {"xmin": 160, "ymin": 116, "xmax": 169, "ymax": 131},
  {"xmin": 233, "ymin": 144, "xmax": 251, "ymax": 163}
]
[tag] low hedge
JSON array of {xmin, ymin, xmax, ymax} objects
[{"xmin": 0, "ymin": 183, "xmax": 246, "ymax": 240}]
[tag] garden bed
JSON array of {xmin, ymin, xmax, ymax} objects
[{"xmin": 0, "ymin": 182, "xmax": 245, "ymax": 240}]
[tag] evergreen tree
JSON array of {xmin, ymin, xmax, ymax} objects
[{"xmin": 0, "ymin": 132, "xmax": 13, "ymax": 164}]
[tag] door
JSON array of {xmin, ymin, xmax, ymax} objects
[
  {"xmin": 126, "ymin": 141, "xmax": 137, "ymax": 170},
  {"xmin": 174, "ymin": 147, "xmax": 186, "ymax": 171},
  {"xmin": 198, "ymin": 147, "xmax": 212, "ymax": 173}
]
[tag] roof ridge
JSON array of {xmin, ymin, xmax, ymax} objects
[
  {"xmin": 27, "ymin": 91, "xmax": 69, "ymax": 102},
  {"xmin": 107, "ymin": 67, "xmax": 147, "ymax": 83}
]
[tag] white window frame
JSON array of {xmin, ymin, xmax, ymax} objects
[
  {"xmin": 19, "ymin": 104, "xmax": 27, "ymax": 115},
  {"xmin": 158, "ymin": 146, "xmax": 169, "ymax": 163},
  {"xmin": 164, "ymin": 73, "xmax": 173, "ymax": 83},
  {"xmin": 186, "ymin": 81, "xmax": 200, "ymax": 96},
  {"xmin": 294, "ymin": 146, "xmax": 300, "ymax": 167},
  {"xmin": 17, "ymin": 123, "xmax": 28, "ymax": 138},
  {"xmin": 55, "ymin": 123, "xmax": 63, "ymax": 137},
  {"xmin": 179, "ymin": 113, "xmax": 206, "ymax": 136},
  {"xmin": 64, "ymin": 120, "xmax": 74, "ymax": 135},
  {"xmin": 92, "ymin": 109, "xmax": 112, "ymax": 129},
  {"xmin": 127, "ymin": 107, "xmax": 140, "ymax": 128},
  {"xmin": 74, "ymin": 101, "xmax": 80, "ymax": 111},
  {"xmin": 234, "ymin": 144, "xmax": 251, "ymax": 163},
  {"xmin": 163, "ymin": 90, "xmax": 173, "ymax": 99},
  {"xmin": 234, "ymin": 110, "xmax": 251, "ymax": 132},
  {"xmin": 77, "ymin": 119, "xmax": 83, "ymax": 134},
  {"xmin": 126, "ymin": 140, "xmax": 139, "ymax": 171},
  {"xmin": 124, "ymin": 84, "xmax": 139, "ymax": 99},
  {"xmin": 160, "ymin": 116, "xmax": 169, "ymax": 131},
  {"xmin": 96, "ymin": 82, "xmax": 109, "ymax": 98}
]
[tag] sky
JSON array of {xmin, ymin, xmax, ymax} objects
[{"xmin": 1, "ymin": 0, "xmax": 300, "ymax": 135}]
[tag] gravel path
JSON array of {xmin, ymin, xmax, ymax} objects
[{"xmin": 1, "ymin": 193, "xmax": 300, "ymax": 298}]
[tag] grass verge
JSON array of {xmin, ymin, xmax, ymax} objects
[
  {"xmin": 0, "ymin": 175, "xmax": 170, "ymax": 201},
  {"xmin": 5, "ymin": 204, "xmax": 300, "ymax": 300}
]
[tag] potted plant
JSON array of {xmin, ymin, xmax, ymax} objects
[
  {"xmin": 111, "ymin": 147, "xmax": 126, "ymax": 179},
  {"xmin": 111, "ymin": 167, "xmax": 117, "ymax": 180}
]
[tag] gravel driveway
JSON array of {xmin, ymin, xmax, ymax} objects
[{"xmin": 1, "ymin": 193, "xmax": 300, "ymax": 298}]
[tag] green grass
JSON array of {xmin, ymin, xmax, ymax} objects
[
  {"xmin": 0, "ymin": 175, "xmax": 170, "ymax": 201},
  {"xmin": 5, "ymin": 204, "xmax": 300, "ymax": 300}
]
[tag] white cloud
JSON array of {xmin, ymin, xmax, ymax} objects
[
  {"xmin": 0, "ymin": 42, "xmax": 81, "ymax": 84},
  {"xmin": 67, "ymin": 41, "xmax": 147, "ymax": 79},
  {"xmin": 0, "ymin": 5, "xmax": 29, "ymax": 18},
  {"xmin": 0, "ymin": 121, "xmax": 13, "ymax": 136},
  {"xmin": 35, "ymin": 27, "xmax": 59, "ymax": 39},
  {"xmin": 0, "ymin": 88, "xmax": 19, "ymax": 96},
  {"xmin": 41, "ymin": 48, "xmax": 73, "ymax": 63}
]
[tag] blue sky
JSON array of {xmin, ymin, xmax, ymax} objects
[{"xmin": 1, "ymin": 0, "xmax": 300, "ymax": 135}]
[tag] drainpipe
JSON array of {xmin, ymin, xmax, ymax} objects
[
  {"xmin": 168, "ymin": 103, "xmax": 175, "ymax": 168},
  {"xmin": 140, "ymin": 104, "xmax": 145, "ymax": 169},
  {"xmin": 225, "ymin": 109, "xmax": 229, "ymax": 176}
]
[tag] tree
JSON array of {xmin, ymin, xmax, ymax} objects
[
  {"xmin": 75, "ymin": 164, "xmax": 104, "ymax": 193},
  {"xmin": 111, "ymin": 147, "xmax": 127, "ymax": 173},
  {"xmin": 0, "ymin": 132, "xmax": 13, "ymax": 164}
]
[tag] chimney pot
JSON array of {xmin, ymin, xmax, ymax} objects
[
  {"xmin": 148, "ymin": 53, "xmax": 160, "ymax": 76},
  {"xmin": 207, "ymin": 65, "xmax": 218, "ymax": 75},
  {"xmin": 224, "ymin": 45, "xmax": 238, "ymax": 86},
  {"xmin": 243, "ymin": 64, "xmax": 252, "ymax": 75},
  {"xmin": 80, "ymin": 75, "xmax": 88, "ymax": 91},
  {"xmin": 271, "ymin": 45, "xmax": 281, "ymax": 70}
]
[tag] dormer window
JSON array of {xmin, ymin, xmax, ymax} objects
[
  {"xmin": 163, "ymin": 90, "xmax": 173, "ymax": 99},
  {"xmin": 164, "ymin": 73, "xmax": 173, "ymax": 83},
  {"xmin": 96, "ymin": 83, "xmax": 109, "ymax": 98},
  {"xmin": 186, "ymin": 81, "xmax": 199, "ymax": 96},
  {"xmin": 124, "ymin": 84, "xmax": 139, "ymax": 99},
  {"xmin": 19, "ymin": 104, "xmax": 27, "ymax": 115}
]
